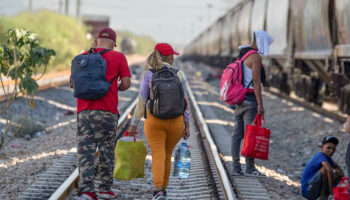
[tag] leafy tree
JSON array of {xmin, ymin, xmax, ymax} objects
[
  {"xmin": 0, "ymin": 11, "xmax": 90, "ymax": 72},
  {"xmin": 0, "ymin": 28, "xmax": 55, "ymax": 151}
]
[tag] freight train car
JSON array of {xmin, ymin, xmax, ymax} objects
[{"xmin": 183, "ymin": 0, "xmax": 350, "ymax": 113}]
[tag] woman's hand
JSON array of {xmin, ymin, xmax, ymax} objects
[
  {"xmin": 129, "ymin": 125, "xmax": 138, "ymax": 136},
  {"xmin": 183, "ymin": 122, "xmax": 190, "ymax": 139},
  {"xmin": 183, "ymin": 127, "xmax": 190, "ymax": 139}
]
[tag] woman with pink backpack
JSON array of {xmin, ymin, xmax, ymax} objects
[{"xmin": 228, "ymin": 30, "xmax": 274, "ymax": 176}]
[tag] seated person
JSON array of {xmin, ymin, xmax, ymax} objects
[{"xmin": 301, "ymin": 136, "xmax": 344, "ymax": 200}]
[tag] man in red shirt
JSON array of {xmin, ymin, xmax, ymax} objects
[{"xmin": 72, "ymin": 27, "xmax": 131, "ymax": 200}]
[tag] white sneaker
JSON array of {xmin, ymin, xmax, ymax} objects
[
  {"xmin": 75, "ymin": 192, "xmax": 97, "ymax": 200},
  {"xmin": 99, "ymin": 191, "xmax": 115, "ymax": 199},
  {"xmin": 152, "ymin": 191, "xmax": 166, "ymax": 200}
]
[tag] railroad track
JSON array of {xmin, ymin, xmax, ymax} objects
[
  {"xmin": 13, "ymin": 59, "xmax": 297, "ymax": 200},
  {"xmin": 16, "ymin": 70, "xmax": 242, "ymax": 199}
]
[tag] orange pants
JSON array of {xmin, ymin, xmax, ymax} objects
[{"xmin": 144, "ymin": 110, "xmax": 184, "ymax": 188}]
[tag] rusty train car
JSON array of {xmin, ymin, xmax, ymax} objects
[{"xmin": 183, "ymin": 0, "xmax": 350, "ymax": 113}]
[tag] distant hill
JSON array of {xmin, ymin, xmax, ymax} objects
[{"xmin": 0, "ymin": 11, "xmax": 157, "ymax": 72}]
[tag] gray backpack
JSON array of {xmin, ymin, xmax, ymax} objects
[
  {"xmin": 71, "ymin": 48, "xmax": 114, "ymax": 99},
  {"xmin": 148, "ymin": 67, "xmax": 186, "ymax": 119}
]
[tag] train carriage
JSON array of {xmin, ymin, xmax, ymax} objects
[{"xmin": 183, "ymin": 0, "xmax": 350, "ymax": 113}]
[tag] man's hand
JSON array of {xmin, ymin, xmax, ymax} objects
[
  {"xmin": 118, "ymin": 77, "xmax": 131, "ymax": 91},
  {"xmin": 258, "ymin": 104, "xmax": 265, "ymax": 116},
  {"xmin": 344, "ymin": 115, "xmax": 350, "ymax": 133},
  {"xmin": 70, "ymin": 76, "xmax": 73, "ymax": 88}
]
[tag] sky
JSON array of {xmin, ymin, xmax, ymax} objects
[{"xmin": 0, "ymin": 0, "xmax": 240, "ymax": 48}]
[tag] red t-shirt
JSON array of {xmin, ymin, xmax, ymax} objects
[{"xmin": 76, "ymin": 48, "xmax": 131, "ymax": 114}]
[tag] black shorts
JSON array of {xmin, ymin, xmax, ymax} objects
[{"xmin": 303, "ymin": 171, "xmax": 322, "ymax": 200}]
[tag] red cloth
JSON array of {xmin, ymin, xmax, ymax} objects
[
  {"xmin": 333, "ymin": 177, "xmax": 350, "ymax": 200},
  {"xmin": 77, "ymin": 48, "xmax": 131, "ymax": 114}
]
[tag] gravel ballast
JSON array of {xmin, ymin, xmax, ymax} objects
[{"xmin": 180, "ymin": 60, "xmax": 349, "ymax": 199}]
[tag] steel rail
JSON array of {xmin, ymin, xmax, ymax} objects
[
  {"xmin": 48, "ymin": 98, "xmax": 138, "ymax": 200},
  {"xmin": 186, "ymin": 80, "xmax": 236, "ymax": 200}
]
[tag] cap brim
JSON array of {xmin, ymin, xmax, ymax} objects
[{"xmin": 322, "ymin": 136, "xmax": 339, "ymax": 145}]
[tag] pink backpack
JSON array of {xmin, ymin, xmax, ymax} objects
[{"xmin": 220, "ymin": 50, "xmax": 257, "ymax": 105}]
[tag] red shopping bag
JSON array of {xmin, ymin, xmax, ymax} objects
[
  {"xmin": 241, "ymin": 114, "xmax": 271, "ymax": 160},
  {"xmin": 333, "ymin": 177, "xmax": 350, "ymax": 200}
]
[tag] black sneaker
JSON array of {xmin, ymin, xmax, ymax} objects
[
  {"xmin": 162, "ymin": 189, "xmax": 167, "ymax": 197},
  {"xmin": 245, "ymin": 168, "xmax": 265, "ymax": 177},
  {"xmin": 232, "ymin": 168, "xmax": 244, "ymax": 176},
  {"xmin": 152, "ymin": 190, "xmax": 166, "ymax": 200}
]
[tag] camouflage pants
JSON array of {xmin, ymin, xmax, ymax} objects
[{"xmin": 77, "ymin": 110, "xmax": 118, "ymax": 193}]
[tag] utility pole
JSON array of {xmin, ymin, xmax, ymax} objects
[
  {"xmin": 28, "ymin": 0, "xmax": 32, "ymax": 11},
  {"xmin": 59, "ymin": 0, "xmax": 63, "ymax": 13},
  {"xmin": 76, "ymin": 0, "xmax": 81, "ymax": 21},
  {"xmin": 207, "ymin": 3, "xmax": 213, "ymax": 24},
  {"xmin": 65, "ymin": 0, "xmax": 69, "ymax": 15}
]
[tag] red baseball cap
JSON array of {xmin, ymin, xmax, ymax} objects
[
  {"xmin": 97, "ymin": 27, "xmax": 116, "ymax": 42},
  {"xmin": 154, "ymin": 43, "xmax": 180, "ymax": 56}
]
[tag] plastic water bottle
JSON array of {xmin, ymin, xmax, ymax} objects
[{"xmin": 173, "ymin": 142, "xmax": 191, "ymax": 178}]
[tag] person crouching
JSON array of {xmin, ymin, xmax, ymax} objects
[{"xmin": 301, "ymin": 136, "xmax": 344, "ymax": 200}]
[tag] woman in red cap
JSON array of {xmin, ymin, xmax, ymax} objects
[{"xmin": 129, "ymin": 43, "xmax": 190, "ymax": 200}]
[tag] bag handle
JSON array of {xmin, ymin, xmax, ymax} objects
[
  {"xmin": 253, "ymin": 114, "xmax": 266, "ymax": 127},
  {"xmin": 125, "ymin": 131, "xmax": 137, "ymax": 142}
]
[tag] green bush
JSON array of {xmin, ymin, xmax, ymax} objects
[{"xmin": 0, "ymin": 11, "xmax": 91, "ymax": 72}]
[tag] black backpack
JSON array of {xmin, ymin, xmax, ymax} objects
[
  {"xmin": 71, "ymin": 48, "xmax": 114, "ymax": 99},
  {"xmin": 148, "ymin": 67, "xmax": 186, "ymax": 119}
]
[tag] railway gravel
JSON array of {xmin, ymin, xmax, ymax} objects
[
  {"xmin": 0, "ymin": 67, "xmax": 141, "ymax": 199},
  {"xmin": 68, "ymin": 115, "xmax": 220, "ymax": 200},
  {"xmin": 2, "ymin": 58, "xmax": 348, "ymax": 200},
  {"xmin": 181, "ymin": 61, "xmax": 349, "ymax": 200}
]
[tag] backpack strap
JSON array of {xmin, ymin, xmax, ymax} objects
[
  {"xmin": 87, "ymin": 48, "xmax": 110, "ymax": 54},
  {"xmin": 144, "ymin": 69, "xmax": 154, "ymax": 119},
  {"xmin": 169, "ymin": 67, "xmax": 178, "ymax": 73},
  {"xmin": 239, "ymin": 50, "xmax": 257, "ymax": 61},
  {"xmin": 246, "ymin": 79, "xmax": 253, "ymax": 89},
  {"xmin": 239, "ymin": 50, "xmax": 257, "ymax": 89},
  {"xmin": 99, "ymin": 49, "xmax": 110, "ymax": 55},
  {"xmin": 88, "ymin": 48, "xmax": 97, "ymax": 54}
]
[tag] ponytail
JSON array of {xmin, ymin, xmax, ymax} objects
[{"xmin": 147, "ymin": 50, "xmax": 163, "ymax": 71}]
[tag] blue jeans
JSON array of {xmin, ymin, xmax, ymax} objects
[{"xmin": 231, "ymin": 100, "xmax": 258, "ymax": 172}]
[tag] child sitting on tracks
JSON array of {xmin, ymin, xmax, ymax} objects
[{"xmin": 301, "ymin": 136, "xmax": 344, "ymax": 200}]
